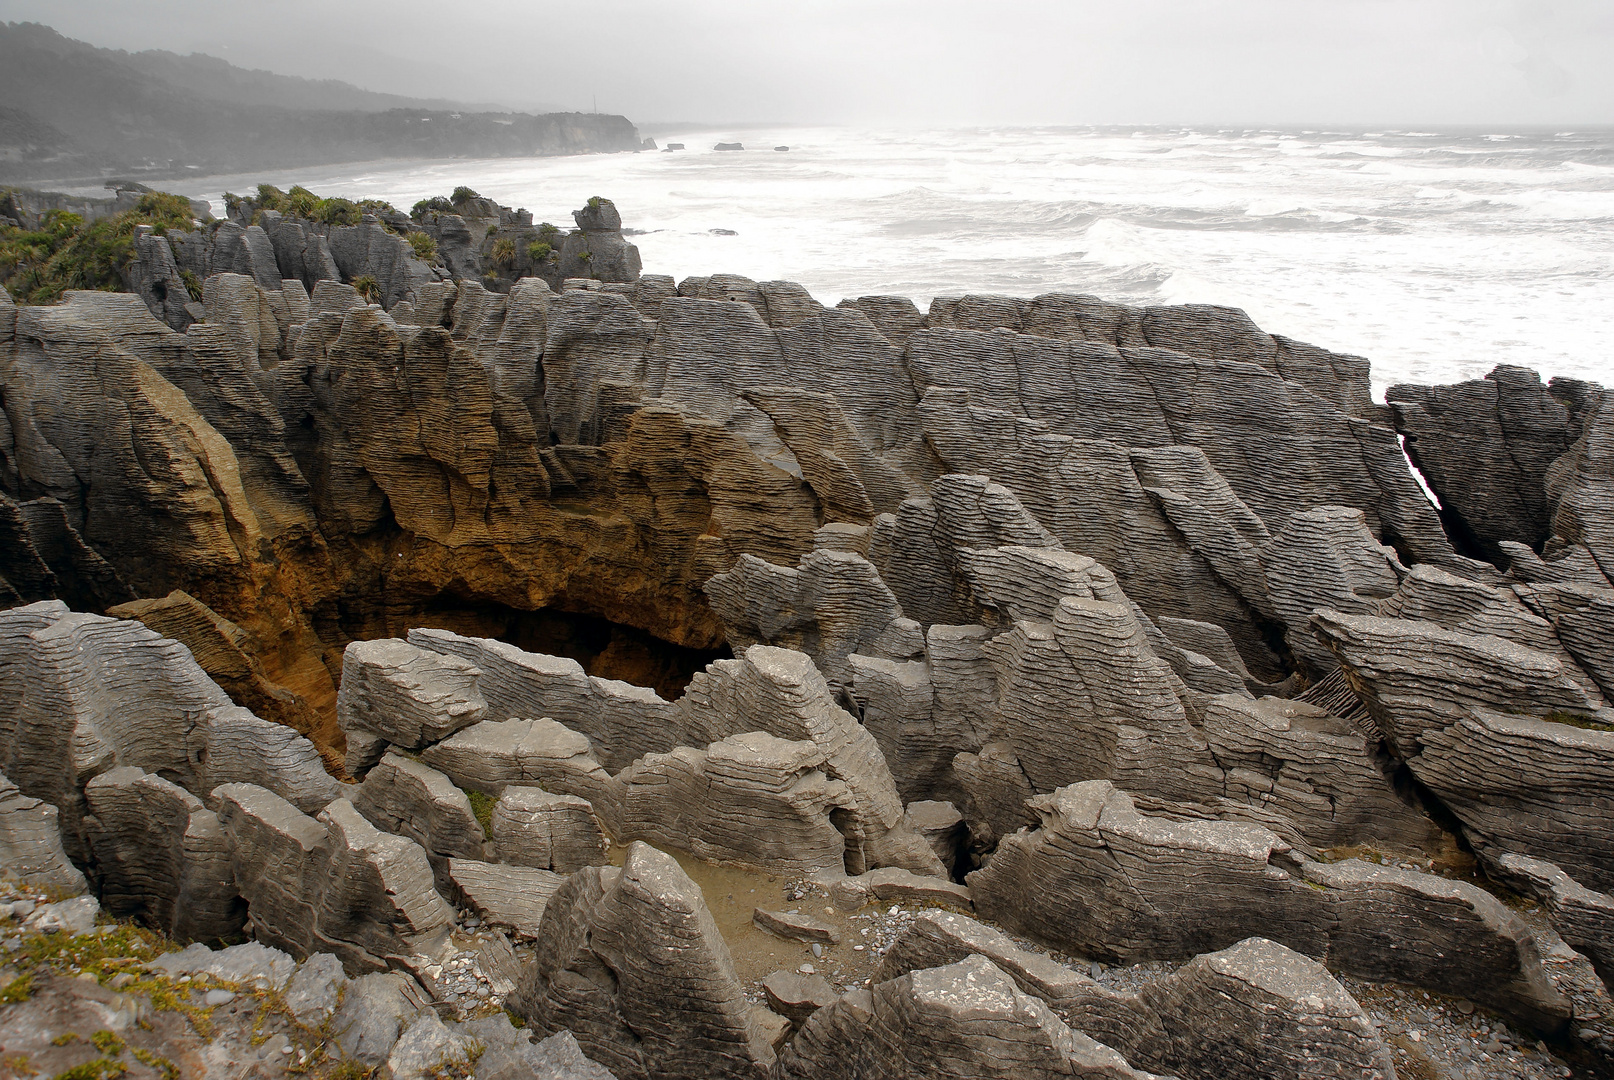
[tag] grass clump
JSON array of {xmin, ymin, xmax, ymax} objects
[
  {"xmin": 2, "ymin": 972, "xmax": 35, "ymax": 1004},
  {"xmin": 127, "ymin": 1049, "xmax": 176, "ymax": 1080},
  {"xmin": 0, "ymin": 192, "xmax": 197, "ymax": 305},
  {"xmin": 465, "ymin": 790, "xmax": 496, "ymax": 839},
  {"xmin": 406, "ymin": 232, "xmax": 438, "ymax": 262},
  {"xmin": 87, "ymin": 1033, "xmax": 123, "ymax": 1058},
  {"xmin": 1543, "ymin": 710, "xmax": 1614, "ymax": 732},
  {"xmin": 351, "ymin": 275, "xmax": 380, "ymax": 304},
  {"xmin": 489, "ymin": 238, "xmax": 516, "ymax": 269},
  {"xmin": 179, "ymin": 268, "xmax": 203, "ymax": 302}
]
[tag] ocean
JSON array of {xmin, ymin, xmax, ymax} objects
[{"xmin": 170, "ymin": 125, "xmax": 1614, "ymax": 399}]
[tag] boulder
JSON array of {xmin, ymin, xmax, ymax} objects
[
  {"xmin": 353, "ymin": 752, "xmax": 490, "ymax": 883},
  {"xmin": 336, "ymin": 638, "xmax": 488, "ymax": 772},
  {"xmin": 214, "ymin": 784, "xmax": 454, "ymax": 974},
  {"xmin": 83, "ymin": 765, "xmax": 242, "ymax": 941},
  {"xmin": 447, "ymin": 859, "xmax": 565, "ymax": 940},
  {"xmin": 0, "ymin": 770, "xmax": 86, "ymax": 895},
  {"xmin": 618, "ymin": 732, "xmax": 849, "ymax": 872},
  {"xmin": 775, "ymin": 954, "xmax": 1160, "ymax": 1080},
  {"xmin": 510, "ymin": 841, "xmax": 777, "ymax": 1078},
  {"xmin": 490, "ymin": 785, "xmax": 609, "ymax": 873},
  {"xmin": 420, "ymin": 718, "xmax": 622, "ymax": 834}
]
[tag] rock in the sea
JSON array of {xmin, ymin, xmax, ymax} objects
[{"xmin": 510, "ymin": 841, "xmax": 777, "ymax": 1078}]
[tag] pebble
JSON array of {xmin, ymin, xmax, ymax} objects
[
  {"xmin": 810, "ymin": 943, "xmax": 822, "ymax": 958},
  {"xmin": 205, "ymin": 989, "xmax": 235, "ymax": 1006},
  {"xmin": 798, "ymin": 964, "xmax": 815, "ymax": 975}
]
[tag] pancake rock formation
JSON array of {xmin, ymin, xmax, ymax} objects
[{"xmin": 5, "ymin": 190, "xmax": 1614, "ymax": 1076}]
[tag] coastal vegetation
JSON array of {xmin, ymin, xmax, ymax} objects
[{"xmin": 0, "ymin": 190, "xmax": 196, "ymax": 304}]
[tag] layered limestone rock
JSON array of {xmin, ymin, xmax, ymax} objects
[
  {"xmin": 1489, "ymin": 853, "xmax": 1614, "ymax": 988},
  {"xmin": 874, "ymin": 914, "xmax": 1396, "ymax": 1080},
  {"xmin": 969, "ymin": 780, "xmax": 1569, "ymax": 1031},
  {"xmin": 1200, "ymin": 694, "xmax": 1438, "ymax": 850},
  {"xmin": 1388, "ymin": 365, "xmax": 1579, "ymax": 555},
  {"xmin": 447, "ymin": 859, "xmax": 565, "ymax": 939},
  {"xmin": 0, "ymin": 601, "xmax": 336, "ymax": 856},
  {"xmin": 409, "ymin": 627, "xmax": 677, "ymax": 774},
  {"xmin": 489, "ymin": 786, "xmax": 609, "ymax": 874},
  {"xmin": 337, "ymin": 638, "xmax": 488, "ymax": 775},
  {"xmin": 617, "ymin": 732, "xmax": 849, "ymax": 872},
  {"xmin": 557, "ymin": 198, "xmax": 643, "ymax": 284},
  {"xmin": 419, "ymin": 718, "xmax": 621, "ymax": 834},
  {"xmin": 1312, "ymin": 609, "xmax": 1614, "ymax": 889},
  {"xmin": 705, "ymin": 550, "xmax": 903, "ymax": 689},
  {"xmin": 109, "ymin": 589, "xmax": 321, "ymax": 740},
  {"xmin": 0, "ymin": 771, "xmax": 86, "ymax": 894},
  {"xmin": 352, "ymin": 752, "xmax": 489, "ymax": 882},
  {"xmin": 1063, "ymin": 937, "xmax": 1396, "ymax": 1080},
  {"xmin": 510, "ymin": 842, "xmax": 778, "ymax": 1079},
  {"xmin": 667, "ymin": 646, "xmax": 943, "ymax": 875},
  {"xmin": 82, "ymin": 766, "xmax": 242, "ymax": 941},
  {"xmin": 775, "ymin": 954, "xmax": 1160, "ymax": 1080},
  {"xmin": 215, "ymin": 784, "xmax": 455, "ymax": 974}
]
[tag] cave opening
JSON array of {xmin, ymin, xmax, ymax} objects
[{"xmin": 411, "ymin": 595, "xmax": 731, "ymax": 703}]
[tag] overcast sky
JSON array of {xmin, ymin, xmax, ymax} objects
[{"xmin": 4, "ymin": 0, "xmax": 1611, "ymax": 126}]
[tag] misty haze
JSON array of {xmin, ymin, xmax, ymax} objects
[{"xmin": 2, "ymin": 5, "xmax": 1613, "ymax": 1080}]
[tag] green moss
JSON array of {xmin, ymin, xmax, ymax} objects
[
  {"xmin": 87, "ymin": 1032, "xmax": 123, "ymax": 1057},
  {"xmin": 48, "ymin": 1059, "xmax": 126, "ymax": 1080},
  {"xmin": 465, "ymin": 790, "xmax": 496, "ymax": 839},
  {"xmin": 1544, "ymin": 710, "xmax": 1614, "ymax": 731},
  {"xmin": 1, "ymin": 1053, "xmax": 34, "ymax": 1077},
  {"xmin": 128, "ymin": 1049, "xmax": 176, "ymax": 1080},
  {"xmin": 1, "ymin": 972, "xmax": 34, "ymax": 1004},
  {"xmin": 51, "ymin": 1034, "xmax": 78, "ymax": 1047}
]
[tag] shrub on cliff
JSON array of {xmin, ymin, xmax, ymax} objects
[
  {"xmin": 451, "ymin": 186, "xmax": 481, "ymax": 206},
  {"xmin": 411, "ymin": 195, "xmax": 453, "ymax": 219},
  {"xmin": 489, "ymin": 237, "xmax": 516, "ymax": 268},
  {"xmin": 527, "ymin": 240, "xmax": 552, "ymax": 263},
  {"xmin": 407, "ymin": 231, "xmax": 439, "ymax": 262},
  {"xmin": 0, "ymin": 191, "xmax": 197, "ymax": 305},
  {"xmin": 351, "ymin": 274, "xmax": 380, "ymax": 304}
]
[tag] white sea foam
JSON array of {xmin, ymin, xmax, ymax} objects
[{"xmin": 155, "ymin": 125, "xmax": 1613, "ymax": 399}]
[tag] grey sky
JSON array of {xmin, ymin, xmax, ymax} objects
[{"xmin": 4, "ymin": 0, "xmax": 1610, "ymax": 126}]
